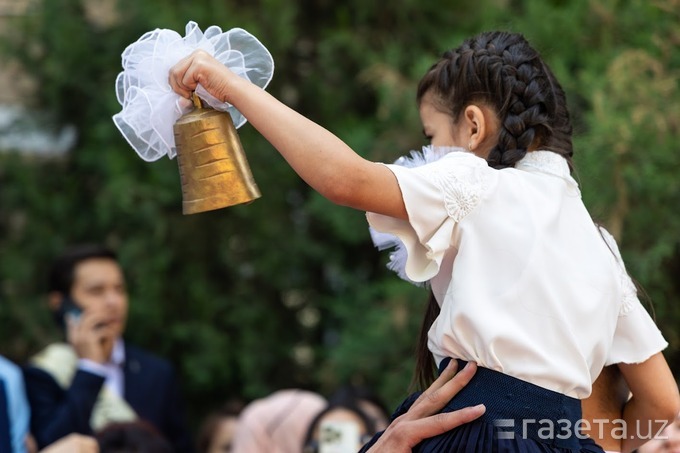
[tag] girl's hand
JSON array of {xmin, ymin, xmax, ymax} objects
[{"xmin": 168, "ymin": 50, "xmax": 238, "ymax": 103}]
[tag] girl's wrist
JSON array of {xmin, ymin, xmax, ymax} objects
[
  {"xmin": 225, "ymin": 74, "xmax": 264, "ymax": 111},
  {"xmin": 222, "ymin": 72, "xmax": 247, "ymax": 105}
]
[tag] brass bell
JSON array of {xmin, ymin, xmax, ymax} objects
[{"xmin": 173, "ymin": 93, "xmax": 261, "ymax": 215}]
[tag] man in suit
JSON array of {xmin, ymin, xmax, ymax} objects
[{"xmin": 23, "ymin": 244, "xmax": 194, "ymax": 452}]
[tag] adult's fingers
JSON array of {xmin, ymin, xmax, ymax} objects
[
  {"xmin": 366, "ymin": 405, "xmax": 486, "ymax": 453},
  {"xmin": 77, "ymin": 310, "xmax": 114, "ymax": 342},
  {"xmin": 410, "ymin": 360, "xmax": 459, "ymax": 409},
  {"xmin": 407, "ymin": 362, "xmax": 478, "ymax": 420},
  {"xmin": 401, "ymin": 404, "xmax": 486, "ymax": 446},
  {"xmin": 434, "ymin": 361, "xmax": 477, "ymax": 403}
]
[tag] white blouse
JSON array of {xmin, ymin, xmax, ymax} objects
[{"xmin": 367, "ymin": 150, "xmax": 667, "ymax": 398}]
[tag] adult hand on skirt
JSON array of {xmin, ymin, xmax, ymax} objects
[{"xmin": 367, "ymin": 361, "xmax": 485, "ymax": 453}]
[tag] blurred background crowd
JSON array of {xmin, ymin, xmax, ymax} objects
[{"xmin": 0, "ymin": 0, "xmax": 678, "ymax": 451}]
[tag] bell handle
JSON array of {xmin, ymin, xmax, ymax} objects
[{"xmin": 191, "ymin": 92, "xmax": 204, "ymax": 109}]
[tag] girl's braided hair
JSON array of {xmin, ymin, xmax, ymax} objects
[{"xmin": 416, "ymin": 31, "xmax": 574, "ymax": 170}]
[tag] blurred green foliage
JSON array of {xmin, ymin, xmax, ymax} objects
[{"xmin": 1, "ymin": 0, "xmax": 678, "ymax": 438}]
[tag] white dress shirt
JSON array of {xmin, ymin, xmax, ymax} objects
[
  {"xmin": 368, "ymin": 150, "xmax": 667, "ymax": 398},
  {"xmin": 78, "ymin": 338, "xmax": 125, "ymax": 398}
]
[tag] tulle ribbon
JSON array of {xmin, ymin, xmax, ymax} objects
[
  {"xmin": 112, "ymin": 21, "xmax": 274, "ymax": 162},
  {"xmin": 369, "ymin": 146, "xmax": 467, "ymax": 285}
]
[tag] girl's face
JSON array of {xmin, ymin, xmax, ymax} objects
[
  {"xmin": 419, "ymin": 91, "xmax": 500, "ymax": 160},
  {"xmin": 419, "ymin": 94, "xmax": 464, "ymax": 149}
]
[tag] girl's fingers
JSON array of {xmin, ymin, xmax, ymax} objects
[
  {"xmin": 169, "ymin": 50, "xmax": 235, "ymax": 103},
  {"xmin": 169, "ymin": 55, "xmax": 195, "ymax": 98}
]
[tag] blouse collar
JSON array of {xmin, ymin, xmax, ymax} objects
[
  {"xmin": 515, "ymin": 150, "xmax": 580, "ymax": 193},
  {"xmin": 515, "ymin": 150, "xmax": 575, "ymax": 182},
  {"xmin": 407, "ymin": 147, "xmax": 577, "ymax": 187}
]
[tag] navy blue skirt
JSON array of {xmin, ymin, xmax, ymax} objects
[{"xmin": 360, "ymin": 359, "xmax": 605, "ymax": 453}]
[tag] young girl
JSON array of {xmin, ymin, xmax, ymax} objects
[{"xmin": 169, "ymin": 31, "xmax": 679, "ymax": 452}]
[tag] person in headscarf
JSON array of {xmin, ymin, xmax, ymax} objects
[{"xmin": 231, "ymin": 389, "xmax": 326, "ymax": 453}]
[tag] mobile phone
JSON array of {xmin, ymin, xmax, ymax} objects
[
  {"xmin": 60, "ymin": 295, "xmax": 83, "ymax": 324},
  {"xmin": 318, "ymin": 421, "xmax": 361, "ymax": 453}
]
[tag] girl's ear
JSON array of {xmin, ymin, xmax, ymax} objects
[{"xmin": 464, "ymin": 104, "xmax": 499, "ymax": 158}]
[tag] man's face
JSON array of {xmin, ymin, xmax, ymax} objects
[{"xmin": 70, "ymin": 258, "xmax": 129, "ymax": 339}]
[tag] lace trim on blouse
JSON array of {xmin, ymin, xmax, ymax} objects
[
  {"xmin": 370, "ymin": 148, "xmax": 578, "ymax": 285},
  {"xmin": 598, "ymin": 226, "xmax": 638, "ymax": 315},
  {"xmin": 515, "ymin": 150, "xmax": 570, "ymax": 177},
  {"xmin": 430, "ymin": 155, "xmax": 492, "ymax": 223}
]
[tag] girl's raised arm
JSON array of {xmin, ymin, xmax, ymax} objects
[{"xmin": 169, "ymin": 50, "xmax": 407, "ymax": 219}]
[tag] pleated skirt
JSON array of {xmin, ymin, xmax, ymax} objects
[{"xmin": 360, "ymin": 359, "xmax": 605, "ymax": 453}]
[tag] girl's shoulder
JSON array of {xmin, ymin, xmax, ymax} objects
[{"xmin": 390, "ymin": 145, "xmax": 482, "ymax": 168}]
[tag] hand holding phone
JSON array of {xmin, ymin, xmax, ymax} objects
[{"xmin": 63, "ymin": 295, "xmax": 114, "ymax": 364}]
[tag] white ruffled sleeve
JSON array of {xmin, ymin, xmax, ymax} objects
[
  {"xmin": 598, "ymin": 227, "xmax": 668, "ymax": 365},
  {"xmin": 367, "ymin": 152, "xmax": 494, "ymax": 282}
]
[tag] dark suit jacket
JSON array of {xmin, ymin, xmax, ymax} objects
[{"xmin": 23, "ymin": 342, "xmax": 194, "ymax": 452}]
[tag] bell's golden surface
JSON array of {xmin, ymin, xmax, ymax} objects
[{"xmin": 173, "ymin": 95, "xmax": 261, "ymax": 215}]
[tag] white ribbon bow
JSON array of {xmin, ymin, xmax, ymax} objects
[{"xmin": 112, "ymin": 21, "xmax": 274, "ymax": 162}]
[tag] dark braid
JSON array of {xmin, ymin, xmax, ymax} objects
[
  {"xmin": 417, "ymin": 31, "xmax": 573, "ymax": 170},
  {"xmin": 540, "ymin": 59, "xmax": 574, "ymax": 171}
]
